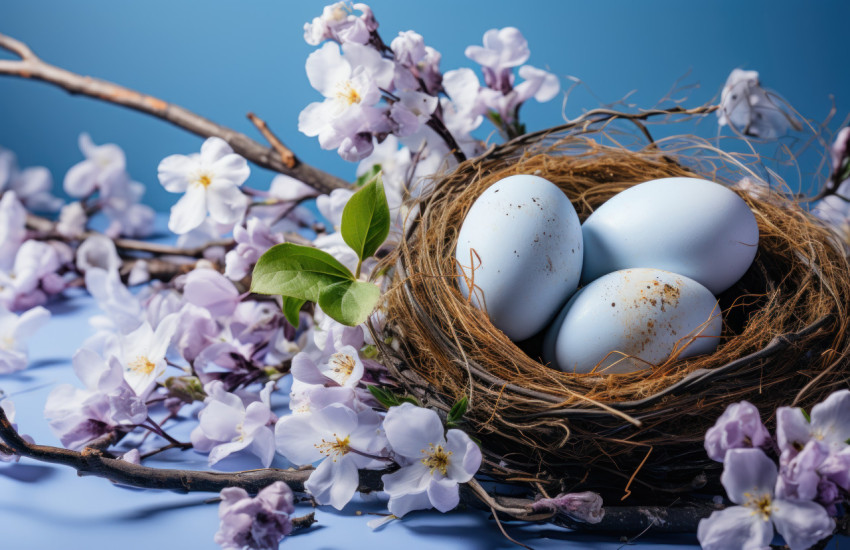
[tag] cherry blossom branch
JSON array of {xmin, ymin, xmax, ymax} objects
[{"xmin": 0, "ymin": 32, "xmax": 348, "ymax": 195}]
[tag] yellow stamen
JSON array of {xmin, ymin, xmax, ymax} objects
[
  {"xmin": 743, "ymin": 491, "xmax": 774, "ymax": 521},
  {"xmin": 128, "ymin": 355, "xmax": 156, "ymax": 375},
  {"xmin": 420, "ymin": 443, "xmax": 452, "ymax": 476},
  {"xmin": 315, "ymin": 434, "xmax": 351, "ymax": 462},
  {"xmin": 329, "ymin": 352, "xmax": 356, "ymax": 384},
  {"xmin": 196, "ymin": 174, "xmax": 213, "ymax": 188},
  {"xmin": 335, "ymin": 81, "xmax": 361, "ymax": 106}
]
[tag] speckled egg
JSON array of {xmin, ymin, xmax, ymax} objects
[
  {"xmin": 543, "ymin": 268, "xmax": 722, "ymax": 374},
  {"xmin": 581, "ymin": 177, "xmax": 759, "ymax": 294},
  {"xmin": 456, "ymin": 175, "xmax": 583, "ymax": 341}
]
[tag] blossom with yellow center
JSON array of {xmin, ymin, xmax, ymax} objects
[
  {"xmin": 128, "ymin": 355, "xmax": 156, "ymax": 376},
  {"xmin": 315, "ymin": 434, "xmax": 351, "ymax": 462},
  {"xmin": 420, "ymin": 443, "xmax": 453, "ymax": 476}
]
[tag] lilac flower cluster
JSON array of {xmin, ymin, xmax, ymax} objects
[
  {"xmin": 215, "ymin": 482, "xmax": 295, "ymax": 550},
  {"xmin": 699, "ymin": 391, "xmax": 850, "ymax": 550},
  {"xmin": 299, "ymin": 0, "xmax": 560, "ymax": 171},
  {"xmin": 63, "ymin": 134, "xmax": 155, "ymax": 238}
]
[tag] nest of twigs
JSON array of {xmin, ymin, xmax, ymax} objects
[{"xmin": 375, "ymin": 128, "xmax": 850, "ymax": 505}]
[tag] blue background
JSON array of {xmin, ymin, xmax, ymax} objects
[
  {"xmin": 0, "ymin": 0, "xmax": 848, "ymax": 209},
  {"xmin": 1, "ymin": 2, "xmax": 850, "ymax": 549}
]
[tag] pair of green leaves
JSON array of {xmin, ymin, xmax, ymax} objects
[{"xmin": 251, "ymin": 172, "xmax": 390, "ymax": 327}]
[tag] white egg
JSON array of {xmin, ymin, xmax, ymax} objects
[
  {"xmin": 456, "ymin": 174, "xmax": 583, "ymax": 341},
  {"xmin": 581, "ymin": 177, "xmax": 759, "ymax": 294},
  {"xmin": 544, "ymin": 268, "xmax": 722, "ymax": 374}
]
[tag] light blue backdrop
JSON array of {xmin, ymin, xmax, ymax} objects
[{"xmin": 0, "ymin": 0, "xmax": 848, "ymax": 210}]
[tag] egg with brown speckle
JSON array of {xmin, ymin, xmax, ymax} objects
[{"xmin": 543, "ymin": 268, "xmax": 722, "ymax": 374}]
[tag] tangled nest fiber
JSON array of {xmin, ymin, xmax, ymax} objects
[{"xmin": 375, "ymin": 129, "xmax": 850, "ymax": 503}]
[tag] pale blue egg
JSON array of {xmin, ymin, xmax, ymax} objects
[
  {"xmin": 581, "ymin": 177, "xmax": 759, "ymax": 294},
  {"xmin": 456, "ymin": 175, "xmax": 583, "ymax": 341},
  {"xmin": 544, "ymin": 268, "xmax": 722, "ymax": 374}
]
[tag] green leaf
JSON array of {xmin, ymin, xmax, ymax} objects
[
  {"xmin": 367, "ymin": 385, "xmax": 402, "ymax": 409},
  {"xmin": 281, "ymin": 296, "xmax": 306, "ymax": 328},
  {"xmin": 251, "ymin": 243, "xmax": 353, "ymax": 301},
  {"xmin": 318, "ymin": 279, "xmax": 381, "ymax": 326},
  {"xmin": 366, "ymin": 385, "xmax": 420, "ymax": 410},
  {"xmin": 340, "ymin": 173, "xmax": 390, "ymax": 264},
  {"xmin": 447, "ymin": 396, "xmax": 468, "ymax": 425},
  {"xmin": 801, "ymin": 408, "xmax": 811, "ymax": 423},
  {"xmin": 355, "ymin": 164, "xmax": 382, "ymax": 188}
]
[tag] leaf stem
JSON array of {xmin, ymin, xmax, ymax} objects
[{"xmin": 355, "ymin": 259, "xmax": 363, "ymax": 280}]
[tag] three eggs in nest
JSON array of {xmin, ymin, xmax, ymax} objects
[{"xmin": 455, "ymin": 175, "xmax": 759, "ymax": 374}]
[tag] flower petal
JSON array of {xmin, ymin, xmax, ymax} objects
[
  {"xmin": 697, "ymin": 505, "xmax": 773, "ymax": 550},
  {"xmin": 384, "ymin": 402, "xmax": 445, "ymax": 459},
  {"xmin": 306, "ymin": 42, "xmax": 351, "ymax": 98},
  {"xmin": 199, "ymin": 137, "xmax": 235, "ymax": 165},
  {"xmin": 720, "ymin": 448, "xmax": 777, "ymax": 504},
  {"xmin": 209, "ymin": 153, "xmax": 250, "ymax": 188},
  {"xmin": 274, "ymin": 413, "xmax": 323, "ymax": 465},
  {"xmin": 810, "ymin": 389, "xmax": 850, "ymax": 447},
  {"xmin": 157, "ymin": 154, "xmax": 196, "ymax": 193},
  {"xmin": 168, "ymin": 184, "xmax": 208, "ymax": 234},
  {"xmin": 382, "ymin": 463, "xmax": 431, "ymax": 496},
  {"xmin": 388, "ymin": 490, "xmax": 432, "ymax": 518},
  {"xmin": 63, "ymin": 161, "xmax": 100, "ymax": 197},
  {"xmin": 445, "ymin": 429, "xmax": 481, "ymax": 482},
  {"xmin": 208, "ymin": 438, "xmax": 251, "ymax": 466},
  {"xmin": 427, "ymin": 478, "xmax": 459, "ymax": 513},
  {"xmin": 206, "ymin": 184, "xmax": 248, "ymax": 226},
  {"xmin": 249, "ymin": 427, "xmax": 276, "ymax": 468},
  {"xmin": 772, "ymin": 499, "xmax": 834, "ymax": 550}
]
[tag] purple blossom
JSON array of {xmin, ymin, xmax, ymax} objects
[
  {"xmin": 214, "ymin": 482, "xmax": 295, "ymax": 550},
  {"xmin": 224, "ymin": 217, "xmax": 281, "ymax": 281},
  {"xmin": 303, "ymin": 2, "xmax": 377, "ymax": 47},
  {"xmin": 191, "ymin": 381, "xmax": 276, "ymax": 468},
  {"xmin": 183, "ymin": 268, "xmax": 241, "ymax": 319},
  {"xmin": 0, "ymin": 239, "xmax": 64, "ymax": 310},
  {"xmin": 717, "ymin": 69, "xmax": 800, "ymax": 139},
  {"xmin": 0, "ymin": 148, "xmax": 62, "ymax": 212},
  {"xmin": 381, "ymin": 403, "xmax": 481, "ymax": 517},
  {"xmin": 697, "ymin": 448, "xmax": 834, "ymax": 550},
  {"xmin": 465, "ymin": 27, "xmax": 530, "ymax": 93},
  {"xmin": 777, "ymin": 390, "xmax": 850, "ymax": 457},
  {"xmin": 56, "ymin": 201, "xmax": 88, "ymax": 238},
  {"xmin": 63, "ymin": 133, "xmax": 126, "ymax": 198},
  {"xmin": 275, "ymin": 403, "xmax": 387, "ymax": 510},
  {"xmin": 704, "ymin": 400, "xmax": 772, "ymax": 462},
  {"xmin": 0, "ymin": 305, "xmax": 51, "ymax": 373},
  {"xmin": 76, "ymin": 234, "xmax": 122, "ymax": 274},
  {"xmin": 44, "ymin": 348, "xmax": 147, "ymax": 450},
  {"xmin": 298, "ymin": 42, "xmax": 394, "ymax": 161},
  {"xmin": 531, "ymin": 491, "xmax": 605, "ymax": 524}
]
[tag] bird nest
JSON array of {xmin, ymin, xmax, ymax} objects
[{"xmin": 374, "ymin": 128, "xmax": 850, "ymax": 505}]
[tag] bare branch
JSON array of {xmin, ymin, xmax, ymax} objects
[
  {"xmin": 0, "ymin": 32, "xmax": 348, "ymax": 195},
  {"xmin": 247, "ymin": 112, "xmax": 296, "ymax": 169}
]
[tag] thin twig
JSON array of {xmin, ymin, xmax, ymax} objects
[
  {"xmin": 0, "ymin": 32, "xmax": 348, "ymax": 195},
  {"xmin": 247, "ymin": 112, "xmax": 297, "ymax": 169}
]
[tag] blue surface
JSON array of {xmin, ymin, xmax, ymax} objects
[{"xmin": 0, "ymin": 0, "xmax": 848, "ymax": 208}]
